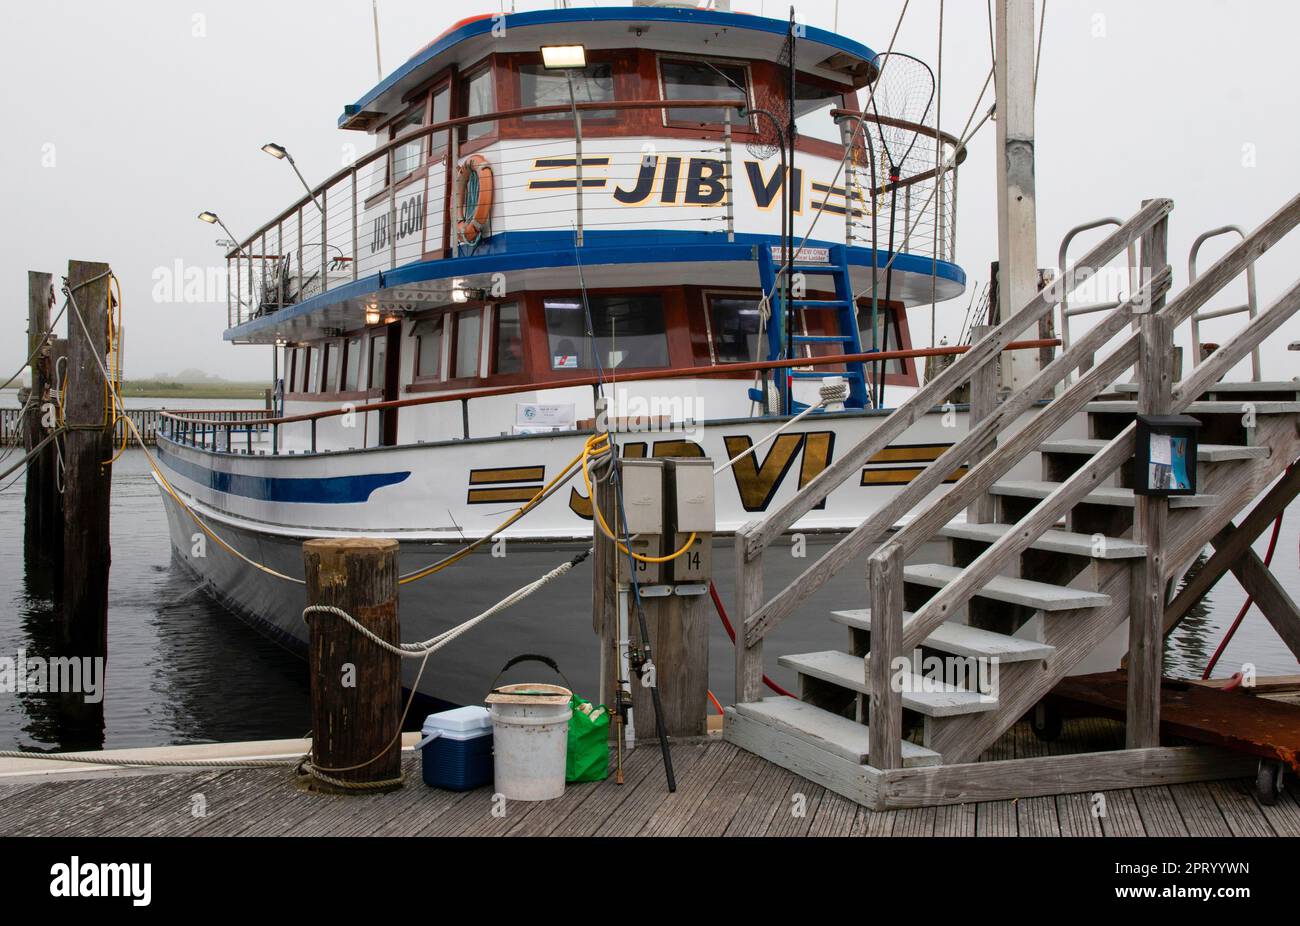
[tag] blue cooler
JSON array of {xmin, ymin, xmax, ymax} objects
[{"xmin": 418, "ymin": 706, "xmax": 494, "ymax": 791}]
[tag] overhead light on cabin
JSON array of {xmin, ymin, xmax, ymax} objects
[
  {"xmin": 541, "ymin": 44, "xmax": 587, "ymax": 69},
  {"xmin": 365, "ymin": 306, "xmax": 382, "ymax": 326}
]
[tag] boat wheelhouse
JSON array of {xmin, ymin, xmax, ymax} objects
[{"xmin": 157, "ymin": 4, "xmax": 978, "ymax": 705}]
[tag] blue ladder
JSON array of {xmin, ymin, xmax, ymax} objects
[{"xmin": 752, "ymin": 244, "xmax": 871, "ymax": 412}]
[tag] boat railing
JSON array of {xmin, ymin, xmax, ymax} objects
[
  {"xmin": 222, "ymin": 100, "xmax": 965, "ymax": 331},
  {"xmin": 157, "ymin": 339, "xmax": 1058, "ymax": 455}
]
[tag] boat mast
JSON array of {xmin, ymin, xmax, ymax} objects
[{"xmin": 994, "ymin": 0, "xmax": 1040, "ymax": 390}]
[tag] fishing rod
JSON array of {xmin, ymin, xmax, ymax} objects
[{"xmin": 572, "ymin": 230, "xmax": 676, "ymax": 792}]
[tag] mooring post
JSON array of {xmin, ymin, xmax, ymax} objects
[
  {"xmin": 61, "ymin": 261, "xmax": 113, "ymax": 656},
  {"xmin": 24, "ymin": 271, "xmax": 61, "ymax": 557},
  {"xmin": 303, "ymin": 538, "xmax": 403, "ymax": 793}
]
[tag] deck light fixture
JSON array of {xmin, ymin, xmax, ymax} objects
[
  {"xmin": 262, "ymin": 143, "xmax": 325, "ymax": 214},
  {"xmin": 197, "ymin": 212, "xmax": 245, "ymax": 254},
  {"xmin": 541, "ymin": 44, "xmax": 587, "ymax": 69},
  {"xmin": 365, "ymin": 306, "xmax": 382, "ymax": 326}
]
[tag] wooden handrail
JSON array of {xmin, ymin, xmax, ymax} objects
[
  {"xmin": 737, "ymin": 197, "xmax": 1174, "ymax": 564},
  {"xmin": 740, "ymin": 268, "xmax": 1170, "ymax": 647},
  {"xmin": 729, "ymin": 197, "xmax": 1174, "ymax": 706},
  {"xmin": 158, "ymin": 339, "xmax": 1060, "ymax": 430},
  {"xmin": 890, "ymin": 191, "xmax": 1300, "ymax": 658}
]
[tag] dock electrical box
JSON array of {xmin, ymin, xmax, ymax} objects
[
  {"xmin": 666, "ymin": 459, "xmax": 716, "ymax": 585},
  {"xmin": 615, "ymin": 459, "xmax": 665, "ymax": 585}
]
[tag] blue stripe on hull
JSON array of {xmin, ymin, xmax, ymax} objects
[{"xmin": 158, "ymin": 446, "xmax": 410, "ymax": 503}]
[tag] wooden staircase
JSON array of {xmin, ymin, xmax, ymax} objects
[{"xmin": 724, "ymin": 193, "xmax": 1300, "ymax": 809}]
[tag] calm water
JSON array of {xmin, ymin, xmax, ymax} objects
[
  {"xmin": 0, "ymin": 394, "xmax": 1297, "ymax": 751},
  {"xmin": 1, "ymin": 393, "xmax": 311, "ymax": 752}
]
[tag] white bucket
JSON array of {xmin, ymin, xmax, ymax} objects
[{"xmin": 487, "ymin": 682, "xmax": 572, "ymax": 801}]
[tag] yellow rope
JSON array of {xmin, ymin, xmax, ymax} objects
[
  {"xmin": 397, "ymin": 446, "xmax": 588, "ymax": 585},
  {"xmin": 104, "ymin": 275, "xmax": 129, "ymax": 465}
]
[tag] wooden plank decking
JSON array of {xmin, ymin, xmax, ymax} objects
[{"xmin": 1, "ymin": 720, "xmax": 1297, "ymax": 837}]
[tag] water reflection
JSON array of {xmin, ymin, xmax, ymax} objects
[{"xmin": 1165, "ymin": 551, "xmax": 1216, "ymax": 679}]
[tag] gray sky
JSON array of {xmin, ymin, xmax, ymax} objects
[{"xmin": 2, "ymin": 0, "xmax": 1297, "ymax": 382}]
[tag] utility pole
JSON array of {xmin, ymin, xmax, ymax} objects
[{"xmin": 994, "ymin": 0, "xmax": 1040, "ymax": 391}]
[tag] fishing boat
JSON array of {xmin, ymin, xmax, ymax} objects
[{"xmin": 157, "ymin": 2, "xmax": 997, "ymax": 706}]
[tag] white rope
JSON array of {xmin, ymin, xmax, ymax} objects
[
  {"xmin": 715, "ymin": 381, "xmax": 850, "ymax": 476},
  {"xmin": 304, "ymin": 549, "xmax": 590, "ymax": 659}
]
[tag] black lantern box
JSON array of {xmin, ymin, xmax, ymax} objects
[{"xmin": 1134, "ymin": 414, "xmax": 1201, "ymax": 497}]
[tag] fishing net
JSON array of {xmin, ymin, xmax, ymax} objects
[
  {"xmin": 865, "ymin": 52, "xmax": 936, "ymax": 185},
  {"xmin": 746, "ymin": 22, "xmax": 793, "ymax": 161}
]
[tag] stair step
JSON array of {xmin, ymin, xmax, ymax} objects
[
  {"xmin": 1039, "ymin": 437, "xmax": 1270, "ymax": 463},
  {"xmin": 903, "ymin": 563, "xmax": 1111, "ymax": 611},
  {"xmin": 830, "ymin": 609, "xmax": 1056, "ymax": 662},
  {"xmin": 938, "ymin": 521, "xmax": 1147, "ymax": 559},
  {"xmin": 778, "ymin": 650, "xmax": 997, "ymax": 717},
  {"xmin": 1085, "ymin": 400, "xmax": 1300, "ymax": 416},
  {"xmin": 734, "ymin": 697, "xmax": 942, "ymax": 767},
  {"xmin": 989, "ymin": 479, "xmax": 1218, "ymax": 509}
]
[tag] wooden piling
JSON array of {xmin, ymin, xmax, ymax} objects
[
  {"xmin": 24, "ymin": 271, "xmax": 61, "ymax": 557},
  {"xmin": 303, "ymin": 538, "xmax": 403, "ymax": 793},
  {"xmin": 1128, "ymin": 207, "xmax": 1171, "ymax": 750},
  {"xmin": 61, "ymin": 261, "xmax": 113, "ymax": 656}
]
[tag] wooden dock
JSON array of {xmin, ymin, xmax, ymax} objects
[{"xmin": 2, "ymin": 721, "xmax": 1297, "ymax": 837}]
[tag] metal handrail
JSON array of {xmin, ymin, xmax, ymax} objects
[
  {"xmin": 1189, "ymin": 225, "xmax": 1260, "ymax": 380},
  {"xmin": 222, "ymin": 99, "xmax": 965, "ymax": 329},
  {"xmin": 1057, "ymin": 217, "xmax": 1138, "ymax": 384}
]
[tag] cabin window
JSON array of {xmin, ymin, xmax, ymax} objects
[
  {"xmin": 369, "ymin": 335, "xmax": 388, "ymax": 391},
  {"xmin": 660, "ymin": 58, "xmax": 748, "ymax": 126},
  {"xmin": 412, "ymin": 317, "xmax": 443, "ymax": 380},
  {"xmin": 794, "ymin": 81, "xmax": 846, "ymax": 146},
  {"xmin": 430, "ymin": 84, "xmax": 452, "ymax": 156},
  {"xmin": 452, "ymin": 309, "xmax": 483, "ymax": 379},
  {"xmin": 302, "ymin": 347, "xmax": 318, "ymax": 393},
  {"xmin": 323, "ymin": 342, "xmax": 342, "ymax": 392},
  {"xmin": 520, "ymin": 63, "xmax": 615, "ymax": 120},
  {"xmin": 856, "ymin": 304, "xmax": 906, "ymax": 374},
  {"xmin": 390, "ymin": 104, "xmax": 426, "ymax": 182},
  {"xmin": 493, "ymin": 303, "xmax": 523, "ymax": 375},
  {"xmin": 342, "ymin": 337, "xmax": 363, "ymax": 391},
  {"xmin": 707, "ymin": 295, "xmax": 763, "ymax": 364},
  {"xmin": 459, "ymin": 67, "xmax": 495, "ymax": 142},
  {"xmin": 544, "ymin": 295, "xmax": 668, "ymax": 371}
]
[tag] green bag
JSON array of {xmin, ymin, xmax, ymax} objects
[{"xmin": 567, "ymin": 696, "xmax": 611, "ymax": 783}]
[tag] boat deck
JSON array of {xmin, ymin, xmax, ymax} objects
[{"xmin": 2, "ymin": 719, "xmax": 1297, "ymax": 837}]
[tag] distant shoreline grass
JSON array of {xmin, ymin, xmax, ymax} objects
[{"xmin": 118, "ymin": 380, "xmax": 268, "ymax": 400}]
